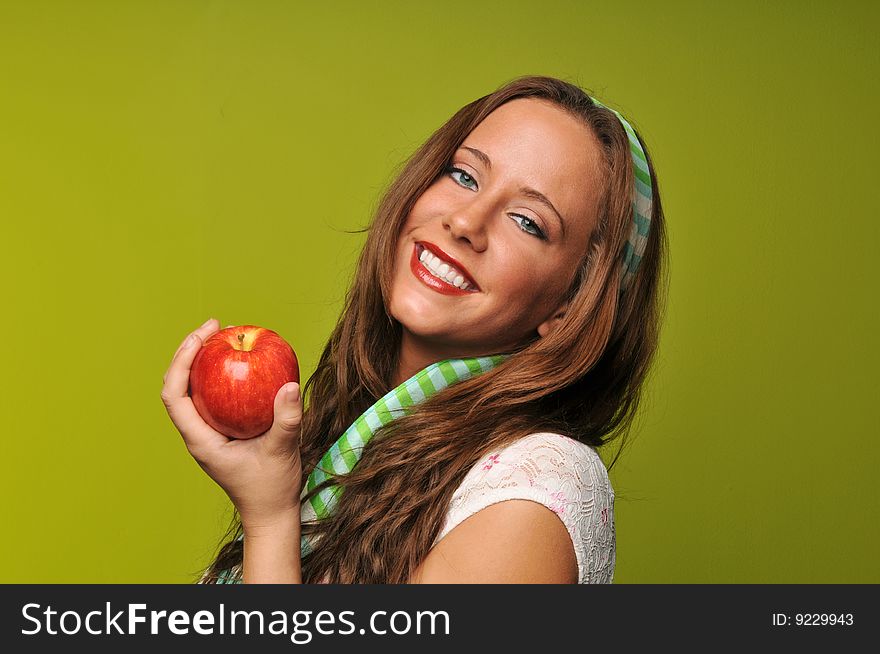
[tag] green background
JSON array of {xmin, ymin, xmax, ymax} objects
[{"xmin": 1, "ymin": 0, "xmax": 876, "ymax": 583}]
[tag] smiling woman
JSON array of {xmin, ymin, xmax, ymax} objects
[{"xmin": 162, "ymin": 74, "xmax": 667, "ymax": 584}]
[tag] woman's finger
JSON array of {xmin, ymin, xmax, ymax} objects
[
  {"xmin": 160, "ymin": 328, "xmax": 229, "ymax": 454},
  {"xmin": 262, "ymin": 382, "xmax": 303, "ymax": 453},
  {"xmin": 163, "ymin": 318, "xmax": 220, "ymax": 384},
  {"xmin": 164, "ymin": 393, "xmax": 230, "ymax": 456},
  {"xmin": 162, "ymin": 331, "xmax": 205, "ymax": 402}
]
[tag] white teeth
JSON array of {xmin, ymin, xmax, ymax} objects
[{"xmin": 417, "ymin": 245, "xmax": 474, "ymax": 291}]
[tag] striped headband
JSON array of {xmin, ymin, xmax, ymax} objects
[{"xmin": 589, "ymin": 96, "xmax": 653, "ymax": 293}]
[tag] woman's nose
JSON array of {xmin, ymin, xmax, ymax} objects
[{"xmin": 442, "ymin": 200, "xmax": 491, "ymax": 252}]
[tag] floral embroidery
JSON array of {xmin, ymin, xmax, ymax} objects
[
  {"xmin": 600, "ymin": 507, "xmax": 609, "ymax": 525},
  {"xmin": 549, "ymin": 490, "xmax": 567, "ymax": 515},
  {"xmin": 481, "ymin": 453, "xmax": 500, "ymax": 471}
]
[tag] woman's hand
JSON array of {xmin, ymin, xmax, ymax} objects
[{"xmin": 160, "ymin": 318, "xmax": 304, "ymax": 531}]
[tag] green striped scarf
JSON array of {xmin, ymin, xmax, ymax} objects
[{"xmin": 298, "ymin": 354, "xmax": 508, "ymax": 554}]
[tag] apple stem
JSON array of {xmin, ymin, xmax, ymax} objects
[{"xmin": 237, "ymin": 333, "xmax": 245, "ymax": 345}]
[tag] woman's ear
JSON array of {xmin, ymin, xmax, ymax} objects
[{"xmin": 537, "ymin": 303, "xmax": 568, "ymax": 338}]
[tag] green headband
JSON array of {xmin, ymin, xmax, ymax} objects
[{"xmin": 589, "ymin": 96, "xmax": 653, "ymax": 294}]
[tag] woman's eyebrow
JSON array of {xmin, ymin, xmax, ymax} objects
[{"xmin": 459, "ymin": 145, "xmax": 567, "ymax": 236}]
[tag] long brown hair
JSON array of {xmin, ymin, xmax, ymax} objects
[{"xmin": 198, "ymin": 75, "xmax": 668, "ymax": 583}]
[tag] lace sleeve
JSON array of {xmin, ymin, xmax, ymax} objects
[{"xmin": 433, "ymin": 432, "xmax": 616, "ymax": 584}]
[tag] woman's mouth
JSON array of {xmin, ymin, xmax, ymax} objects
[{"xmin": 410, "ymin": 243, "xmax": 480, "ymax": 296}]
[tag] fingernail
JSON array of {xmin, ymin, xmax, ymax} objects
[
  {"xmin": 200, "ymin": 318, "xmax": 214, "ymax": 328},
  {"xmin": 287, "ymin": 384, "xmax": 300, "ymax": 402}
]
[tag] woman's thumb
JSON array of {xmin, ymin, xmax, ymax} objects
[{"xmin": 268, "ymin": 382, "xmax": 302, "ymax": 445}]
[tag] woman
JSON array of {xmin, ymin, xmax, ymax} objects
[{"xmin": 161, "ymin": 75, "xmax": 667, "ymax": 584}]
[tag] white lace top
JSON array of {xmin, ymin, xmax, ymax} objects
[{"xmin": 433, "ymin": 432, "xmax": 616, "ymax": 584}]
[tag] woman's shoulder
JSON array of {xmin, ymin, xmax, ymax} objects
[
  {"xmin": 457, "ymin": 432, "xmax": 613, "ymax": 498},
  {"xmin": 436, "ymin": 432, "xmax": 616, "ymax": 583}
]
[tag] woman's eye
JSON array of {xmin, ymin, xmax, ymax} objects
[
  {"xmin": 511, "ymin": 215, "xmax": 546, "ymax": 240},
  {"xmin": 446, "ymin": 166, "xmax": 477, "ymax": 190},
  {"xmin": 445, "ymin": 165, "xmax": 546, "ymax": 240}
]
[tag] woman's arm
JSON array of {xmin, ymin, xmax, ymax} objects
[
  {"xmin": 408, "ymin": 499, "xmax": 578, "ymax": 584},
  {"xmin": 242, "ymin": 510, "xmax": 303, "ymax": 584},
  {"xmin": 161, "ymin": 319, "xmax": 305, "ymax": 585}
]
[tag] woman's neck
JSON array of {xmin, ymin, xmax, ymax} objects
[
  {"xmin": 392, "ymin": 329, "xmax": 515, "ymax": 389},
  {"xmin": 393, "ymin": 330, "xmax": 470, "ymax": 389},
  {"xmin": 392, "ymin": 332, "xmax": 435, "ymax": 389}
]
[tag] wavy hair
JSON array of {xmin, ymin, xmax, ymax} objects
[{"xmin": 198, "ymin": 75, "xmax": 668, "ymax": 584}]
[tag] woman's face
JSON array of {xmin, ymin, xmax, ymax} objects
[{"xmin": 388, "ymin": 97, "xmax": 604, "ymax": 358}]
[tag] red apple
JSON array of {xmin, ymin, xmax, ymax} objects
[{"xmin": 188, "ymin": 325, "xmax": 299, "ymax": 439}]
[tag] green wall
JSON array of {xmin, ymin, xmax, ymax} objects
[{"xmin": 1, "ymin": 0, "xmax": 876, "ymax": 583}]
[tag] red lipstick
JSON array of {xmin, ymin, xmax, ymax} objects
[{"xmin": 410, "ymin": 242, "xmax": 480, "ymax": 296}]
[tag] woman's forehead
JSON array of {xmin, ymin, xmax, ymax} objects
[{"xmin": 460, "ymin": 98, "xmax": 604, "ymax": 235}]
